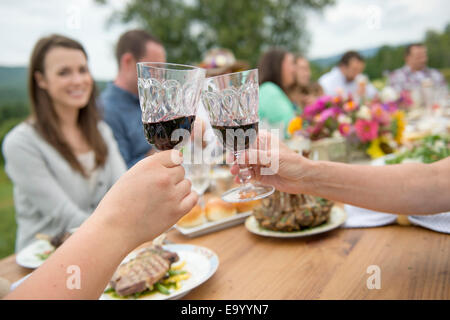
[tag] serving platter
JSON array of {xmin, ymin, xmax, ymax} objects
[
  {"xmin": 175, "ymin": 211, "xmax": 252, "ymax": 237},
  {"xmin": 245, "ymin": 205, "xmax": 347, "ymax": 238}
]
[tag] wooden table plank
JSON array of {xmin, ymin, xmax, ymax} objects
[{"xmin": 318, "ymin": 225, "xmax": 449, "ymax": 299}]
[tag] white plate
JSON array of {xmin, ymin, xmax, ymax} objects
[
  {"xmin": 15, "ymin": 228, "xmax": 79, "ymax": 269},
  {"xmin": 100, "ymin": 244, "xmax": 219, "ymax": 300},
  {"xmin": 245, "ymin": 205, "xmax": 347, "ymax": 238},
  {"xmin": 175, "ymin": 211, "xmax": 252, "ymax": 237},
  {"xmin": 15, "ymin": 239, "xmax": 54, "ymax": 269}
]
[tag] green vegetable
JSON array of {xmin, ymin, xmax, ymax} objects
[
  {"xmin": 168, "ymin": 269, "xmax": 187, "ymax": 276},
  {"xmin": 386, "ymin": 134, "xmax": 450, "ymax": 165},
  {"xmin": 155, "ymin": 283, "xmax": 170, "ymax": 295}
]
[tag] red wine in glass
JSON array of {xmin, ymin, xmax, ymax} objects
[
  {"xmin": 212, "ymin": 122, "xmax": 259, "ymax": 152},
  {"xmin": 143, "ymin": 115, "xmax": 196, "ymax": 151}
]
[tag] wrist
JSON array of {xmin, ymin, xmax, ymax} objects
[
  {"xmin": 298, "ymin": 157, "xmax": 322, "ymax": 195},
  {"xmin": 87, "ymin": 207, "xmax": 142, "ymax": 254}
]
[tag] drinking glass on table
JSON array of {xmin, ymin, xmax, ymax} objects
[
  {"xmin": 202, "ymin": 69, "xmax": 275, "ymax": 203},
  {"xmin": 137, "ymin": 62, "xmax": 206, "ymax": 152}
]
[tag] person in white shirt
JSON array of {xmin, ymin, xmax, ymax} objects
[{"xmin": 318, "ymin": 51, "xmax": 377, "ymax": 99}]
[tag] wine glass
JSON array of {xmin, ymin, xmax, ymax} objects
[
  {"xmin": 137, "ymin": 62, "xmax": 206, "ymax": 152},
  {"xmin": 137, "ymin": 62, "xmax": 206, "ymax": 243},
  {"xmin": 202, "ymin": 69, "xmax": 275, "ymax": 203}
]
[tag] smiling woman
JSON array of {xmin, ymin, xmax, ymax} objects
[{"xmin": 1, "ymin": 34, "xmax": 126, "ymax": 252}]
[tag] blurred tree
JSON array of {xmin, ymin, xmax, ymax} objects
[
  {"xmin": 96, "ymin": 0, "xmax": 334, "ymax": 66},
  {"xmin": 425, "ymin": 23, "xmax": 450, "ymax": 69},
  {"xmin": 364, "ymin": 45, "xmax": 405, "ymax": 79}
]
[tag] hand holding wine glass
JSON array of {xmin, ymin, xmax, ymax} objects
[{"xmin": 202, "ymin": 69, "xmax": 275, "ymax": 202}]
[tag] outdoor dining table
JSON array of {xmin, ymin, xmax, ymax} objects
[{"xmin": 0, "ymin": 216, "xmax": 448, "ymax": 299}]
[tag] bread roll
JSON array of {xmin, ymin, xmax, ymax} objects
[
  {"xmin": 177, "ymin": 205, "xmax": 205, "ymax": 228},
  {"xmin": 234, "ymin": 199, "xmax": 262, "ymax": 213},
  {"xmin": 205, "ymin": 197, "xmax": 237, "ymax": 221}
]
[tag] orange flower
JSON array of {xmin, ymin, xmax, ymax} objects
[{"xmin": 288, "ymin": 116, "xmax": 303, "ymax": 135}]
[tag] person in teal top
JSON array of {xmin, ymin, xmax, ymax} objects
[{"xmin": 258, "ymin": 48, "xmax": 297, "ymax": 134}]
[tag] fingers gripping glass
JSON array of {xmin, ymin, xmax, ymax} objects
[
  {"xmin": 202, "ymin": 69, "xmax": 275, "ymax": 202},
  {"xmin": 137, "ymin": 62, "xmax": 206, "ymax": 152}
]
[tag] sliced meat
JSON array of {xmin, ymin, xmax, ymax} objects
[{"xmin": 110, "ymin": 247, "xmax": 179, "ymax": 296}]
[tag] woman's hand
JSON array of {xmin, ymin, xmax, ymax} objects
[
  {"xmin": 230, "ymin": 131, "xmax": 312, "ymax": 195},
  {"xmin": 94, "ymin": 150, "xmax": 198, "ymax": 249}
]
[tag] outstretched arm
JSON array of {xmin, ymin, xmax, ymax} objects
[
  {"xmin": 5, "ymin": 150, "xmax": 198, "ymax": 299},
  {"xmin": 232, "ymin": 132, "xmax": 450, "ymax": 215}
]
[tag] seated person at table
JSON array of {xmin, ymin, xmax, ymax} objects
[
  {"xmin": 230, "ymin": 131, "xmax": 450, "ymax": 216},
  {"xmin": 287, "ymin": 55, "xmax": 322, "ymax": 109},
  {"xmin": 388, "ymin": 43, "xmax": 448, "ymax": 93},
  {"xmin": 100, "ymin": 29, "xmax": 166, "ymax": 168},
  {"xmin": 287, "ymin": 55, "xmax": 324, "ymax": 109},
  {"xmin": 258, "ymin": 48, "xmax": 297, "ymax": 132},
  {"xmin": 318, "ymin": 51, "xmax": 377, "ymax": 99},
  {"xmin": 2, "ymin": 35, "xmax": 126, "ymax": 252}
]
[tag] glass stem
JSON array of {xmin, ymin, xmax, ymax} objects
[{"xmin": 235, "ymin": 151, "xmax": 252, "ymax": 186}]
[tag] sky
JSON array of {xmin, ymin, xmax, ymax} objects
[{"xmin": 1, "ymin": 0, "xmax": 449, "ymax": 80}]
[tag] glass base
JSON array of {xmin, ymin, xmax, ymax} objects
[{"xmin": 221, "ymin": 184, "xmax": 275, "ymax": 203}]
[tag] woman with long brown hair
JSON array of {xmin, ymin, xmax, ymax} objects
[
  {"xmin": 258, "ymin": 48, "xmax": 297, "ymax": 135},
  {"xmin": 2, "ymin": 35, "xmax": 126, "ymax": 251}
]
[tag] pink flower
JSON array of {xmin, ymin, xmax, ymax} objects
[
  {"xmin": 354, "ymin": 119, "xmax": 379, "ymax": 142},
  {"xmin": 303, "ymin": 96, "xmax": 332, "ymax": 120},
  {"xmin": 370, "ymin": 103, "xmax": 390, "ymax": 125},
  {"xmin": 338, "ymin": 123, "xmax": 352, "ymax": 137},
  {"xmin": 399, "ymin": 90, "xmax": 413, "ymax": 107},
  {"xmin": 319, "ymin": 107, "xmax": 340, "ymax": 122}
]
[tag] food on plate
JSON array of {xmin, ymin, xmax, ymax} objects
[
  {"xmin": 385, "ymin": 134, "xmax": 449, "ymax": 164},
  {"xmin": 205, "ymin": 197, "xmax": 237, "ymax": 221},
  {"xmin": 253, "ymin": 191, "xmax": 333, "ymax": 231},
  {"xmin": 34, "ymin": 230, "xmax": 72, "ymax": 260},
  {"xmin": 107, "ymin": 246, "xmax": 190, "ymax": 298},
  {"xmin": 234, "ymin": 199, "xmax": 262, "ymax": 213},
  {"xmin": 176, "ymin": 205, "xmax": 206, "ymax": 228}
]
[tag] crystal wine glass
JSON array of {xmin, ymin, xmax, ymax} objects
[
  {"xmin": 137, "ymin": 62, "xmax": 206, "ymax": 152},
  {"xmin": 137, "ymin": 62, "xmax": 206, "ymax": 242},
  {"xmin": 202, "ymin": 69, "xmax": 275, "ymax": 202}
]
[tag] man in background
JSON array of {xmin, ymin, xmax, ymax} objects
[
  {"xmin": 100, "ymin": 29, "xmax": 166, "ymax": 168},
  {"xmin": 319, "ymin": 51, "xmax": 377, "ymax": 99},
  {"xmin": 388, "ymin": 43, "xmax": 447, "ymax": 93}
]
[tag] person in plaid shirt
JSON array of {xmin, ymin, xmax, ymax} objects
[{"xmin": 388, "ymin": 43, "xmax": 447, "ymax": 93}]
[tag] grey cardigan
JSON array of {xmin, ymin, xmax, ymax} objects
[{"xmin": 2, "ymin": 121, "xmax": 127, "ymax": 251}]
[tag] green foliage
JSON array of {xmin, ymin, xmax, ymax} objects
[
  {"xmin": 97, "ymin": 0, "xmax": 334, "ymax": 66},
  {"xmin": 0, "ymin": 167, "xmax": 16, "ymax": 258}
]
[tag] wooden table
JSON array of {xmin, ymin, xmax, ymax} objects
[{"xmin": 1, "ymin": 223, "xmax": 448, "ymax": 299}]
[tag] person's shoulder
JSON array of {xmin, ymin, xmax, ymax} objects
[
  {"xmin": 260, "ymin": 81, "xmax": 285, "ymax": 96},
  {"xmin": 2, "ymin": 121, "xmax": 38, "ymax": 156},
  {"xmin": 99, "ymin": 83, "xmax": 123, "ymax": 110},
  {"xmin": 97, "ymin": 120, "xmax": 115, "ymax": 138},
  {"xmin": 318, "ymin": 68, "xmax": 335, "ymax": 83},
  {"xmin": 2, "ymin": 121, "xmax": 36, "ymax": 145}
]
